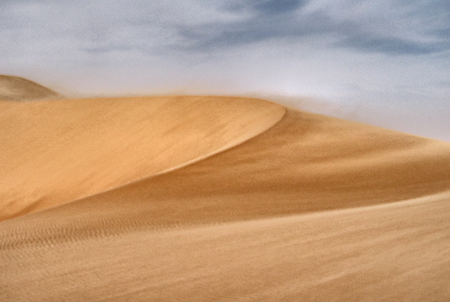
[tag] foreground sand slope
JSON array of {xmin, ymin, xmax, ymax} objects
[
  {"xmin": 0, "ymin": 74, "xmax": 60, "ymax": 101},
  {"xmin": 0, "ymin": 96, "xmax": 285, "ymax": 220},
  {"xmin": 1, "ymin": 97, "xmax": 450, "ymax": 301},
  {"xmin": 2, "ymin": 193, "xmax": 449, "ymax": 301}
]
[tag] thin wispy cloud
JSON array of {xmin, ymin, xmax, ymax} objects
[{"xmin": 170, "ymin": 0, "xmax": 450, "ymax": 55}]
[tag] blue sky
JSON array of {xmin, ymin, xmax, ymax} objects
[{"xmin": 1, "ymin": 0, "xmax": 449, "ymax": 140}]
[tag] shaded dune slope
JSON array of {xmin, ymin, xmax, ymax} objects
[
  {"xmin": 3, "ymin": 107, "xmax": 450, "ymax": 238},
  {"xmin": 0, "ymin": 75, "xmax": 60, "ymax": 101},
  {"xmin": 0, "ymin": 96, "xmax": 285, "ymax": 220}
]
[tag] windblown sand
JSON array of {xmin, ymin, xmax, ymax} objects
[{"xmin": 1, "ymin": 91, "xmax": 450, "ymax": 301}]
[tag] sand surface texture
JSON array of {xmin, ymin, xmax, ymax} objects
[{"xmin": 1, "ymin": 94, "xmax": 450, "ymax": 301}]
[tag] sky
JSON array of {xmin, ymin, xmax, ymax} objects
[{"xmin": 1, "ymin": 0, "xmax": 449, "ymax": 141}]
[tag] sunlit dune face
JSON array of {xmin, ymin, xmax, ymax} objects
[{"xmin": 0, "ymin": 96, "xmax": 285, "ymax": 220}]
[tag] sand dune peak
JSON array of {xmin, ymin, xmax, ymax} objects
[{"xmin": 0, "ymin": 74, "xmax": 61, "ymax": 101}]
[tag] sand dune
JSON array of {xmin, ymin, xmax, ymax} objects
[
  {"xmin": 1, "ymin": 93, "xmax": 450, "ymax": 301},
  {"xmin": 0, "ymin": 74, "xmax": 60, "ymax": 101},
  {"xmin": 7, "ymin": 108, "xmax": 449, "ymax": 230},
  {"xmin": 0, "ymin": 96, "xmax": 285, "ymax": 220}
]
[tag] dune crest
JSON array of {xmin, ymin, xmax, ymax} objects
[
  {"xmin": 0, "ymin": 96, "xmax": 285, "ymax": 220},
  {"xmin": 0, "ymin": 75, "xmax": 60, "ymax": 101},
  {"xmin": 8, "ymin": 108, "xmax": 449, "ymax": 234}
]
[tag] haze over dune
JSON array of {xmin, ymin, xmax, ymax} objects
[
  {"xmin": 0, "ymin": 75, "xmax": 60, "ymax": 101},
  {"xmin": 1, "ymin": 79, "xmax": 450, "ymax": 301}
]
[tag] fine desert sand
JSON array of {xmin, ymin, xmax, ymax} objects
[{"xmin": 1, "ymin": 75, "xmax": 449, "ymax": 301}]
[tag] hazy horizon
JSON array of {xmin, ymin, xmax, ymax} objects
[{"xmin": 1, "ymin": 0, "xmax": 449, "ymax": 141}]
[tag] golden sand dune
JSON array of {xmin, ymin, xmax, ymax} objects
[
  {"xmin": 0, "ymin": 74, "xmax": 60, "ymax": 101},
  {"xmin": 0, "ymin": 96, "xmax": 285, "ymax": 220},
  {"xmin": 1, "ymin": 94, "xmax": 450, "ymax": 301}
]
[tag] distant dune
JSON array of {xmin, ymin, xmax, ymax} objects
[
  {"xmin": 0, "ymin": 74, "xmax": 60, "ymax": 101},
  {"xmin": 1, "ymin": 80, "xmax": 450, "ymax": 301}
]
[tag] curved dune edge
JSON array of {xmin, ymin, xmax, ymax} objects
[
  {"xmin": 0, "ymin": 96, "xmax": 286, "ymax": 221},
  {"xmin": 0, "ymin": 74, "xmax": 61, "ymax": 101},
  {"xmin": 3, "ymin": 107, "xmax": 450, "ymax": 236}
]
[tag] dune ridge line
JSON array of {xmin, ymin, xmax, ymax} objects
[
  {"xmin": 3, "ymin": 106, "xmax": 449, "ymax": 242},
  {"xmin": 0, "ymin": 96, "xmax": 285, "ymax": 220}
]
